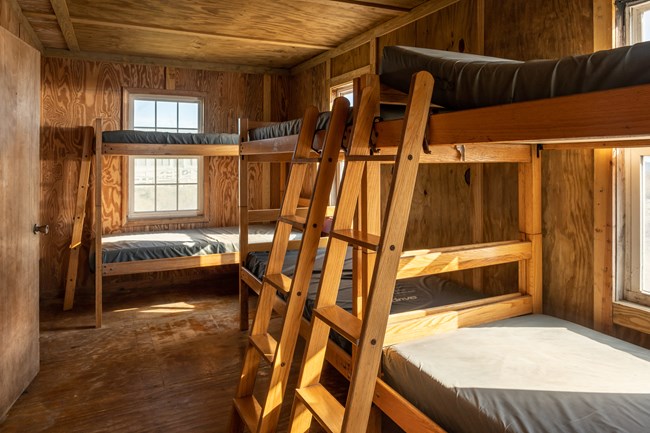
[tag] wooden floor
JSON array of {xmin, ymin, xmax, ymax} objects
[{"xmin": 1, "ymin": 277, "xmax": 347, "ymax": 432}]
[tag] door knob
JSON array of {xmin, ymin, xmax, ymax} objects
[{"xmin": 33, "ymin": 224, "xmax": 49, "ymax": 235}]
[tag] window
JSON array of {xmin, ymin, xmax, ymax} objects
[
  {"xmin": 616, "ymin": 2, "xmax": 650, "ymax": 306},
  {"xmin": 124, "ymin": 90, "xmax": 205, "ymax": 221},
  {"xmin": 625, "ymin": 0, "xmax": 650, "ymax": 44},
  {"xmin": 620, "ymin": 148, "xmax": 650, "ymax": 306},
  {"xmin": 330, "ymin": 82, "xmax": 354, "ymax": 108},
  {"xmin": 328, "ymin": 82, "xmax": 353, "ymax": 204}
]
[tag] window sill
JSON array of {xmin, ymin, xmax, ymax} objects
[
  {"xmin": 123, "ymin": 214, "xmax": 209, "ymax": 227},
  {"xmin": 613, "ymin": 301, "xmax": 650, "ymax": 335}
]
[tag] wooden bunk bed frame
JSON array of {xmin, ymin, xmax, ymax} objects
[
  {"xmin": 295, "ymin": 76, "xmax": 650, "ymax": 433},
  {"xmin": 232, "ymin": 71, "xmax": 650, "ymax": 433},
  {"xmin": 87, "ymin": 118, "xmax": 254, "ymax": 328}
]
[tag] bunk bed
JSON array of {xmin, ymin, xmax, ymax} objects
[
  {"xmin": 89, "ymin": 120, "xmax": 299, "ymax": 328},
  {"xmin": 250, "ymin": 42, "xmax": 650, "ymax": 433},
  {"xmin": 341, "ymin": 42, "xmax": 650, "ymax": 432}
]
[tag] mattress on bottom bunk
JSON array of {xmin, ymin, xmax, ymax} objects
[
  {"xmin": 90, "ymin": 224, "xmax": 300, "ymax": 270},
  {"xmin": 380, "ymin": 42, "xmax": 650, "ymax": 110},
  {"xmin": 245, "ymin": 248, "xmax": 485, "ymax": 319},
  {"xmin": 102, "ymin": 130, "xmax": 239, "ymax": 145},
  {"xmin": 382, "ymin": 314, "xmax": 650, "ymax": 433}
]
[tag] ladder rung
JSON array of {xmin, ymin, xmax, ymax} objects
[
  {"xmin": 249, "ymin": 333, "xmax": 277, "ymax": 364},
  {"xmin": 264, "ymin": 273, "xmax": 293, "ymax": 294},
  {"xmin": 292, "ymin": 157, "xmax": 320, "ymax": 164},
  {"xmin": 313, "ymin": 305, "xmax": 361, "ymax": 345},
  {"xmin": 295, "ymin": 384, "xmax": 344, "ymax": 433},
  {"xmin": 233, "ymin": 395, "xmax": 261, "ymax": 433},
  {"xmin": 330, "ymin": 229, "xmax": 380, "ymax": 251},
  {"xmin": 279, "ymin": 214, "xmax": 306, "ymax": 231}
]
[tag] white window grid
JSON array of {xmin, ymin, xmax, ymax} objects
[{"xmin": 126, "ymin": 93, "xmax": 204, "ymax": 220}]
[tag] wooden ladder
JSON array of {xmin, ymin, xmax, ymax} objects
[
  {"xmin": 63, "ymin": 126, "xmax": 95, "ymax": 311},
  {"xmin": 230, "ymin": 97, "xmax": 350, "ymax": 433},
  {"xmin": 288, "ymin": 71, "xmax": 434, "ymax": 433}
]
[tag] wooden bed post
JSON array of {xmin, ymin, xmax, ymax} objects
[
  {"xmin": 518, "ymin": 145, "xmax": 542, "ymax": 313},
  {"xmin": 353, "ymin": 74, "xmax": 381, "ymax": 318},
  {"xmin": 239, "ymin": 118, "xmax": 250, "ymax": 331},
  {"xmin": 95, "ymin": 118, "xmax": 103, "ymax": 328}
]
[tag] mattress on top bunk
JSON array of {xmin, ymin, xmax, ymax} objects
[
  {"xmin": 245, "ymin": 248, "xmax": 485, "ymax": 319},
  {"xmin": 380, "ymin": 42, "xmax": 650, "ymax": 110},
  {"xmin": 382, "ymin": 314, "xmax": 650, "ymax": 433},
  {"xmin": 90, "ymin": 224, "xmax": 300, "ymax": 270},
  {"xmin": 102, "ymin": 130, "xmax": 239, "ymax": 145}
]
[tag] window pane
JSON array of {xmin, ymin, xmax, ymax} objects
[
  {"xmin": 179, "ymin": 102, "xmax": 199, "ymax": 129},
  {"xmin": 178, "ymin": 158, "xmax": 198, "ymax": 183},
  {"xmin": 156, "ymin": 159, "xmax": 177, "ymax": 184},
  {"xmin": 133, "ymin": 100, "xmax": 155, "ymax": 128},
  {"xmin": 133, "ymin": 158, "xmax": 155, "ymax": 184},
  {"xmin": 133, "ymin": 185, "xmax": 155, "ymax": 212},
  {"xmin": 339, "ymin": 90, "xmax": 353, "ymax": 106},
  {"xmin": 643, "ymin": 10, "xmax": 650, "ymax": 42},
  {"xmin": 156, "ymin": 185, "xmax": 177, "ymax": 211},
  {"xmin": 642, "ymin": 156, "xmax": 650, "ymax": 293},
  {"xmin": 156, "ymin": 101, "xmax": 178, "ymax": 129},
  {"xmin": 178, "ymin": 185, "xmax": 198, "ymax": 210}
]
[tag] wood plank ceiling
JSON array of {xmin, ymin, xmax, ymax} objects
[{"xmin": 17, "ymin": 0, "xmax": 428, "ymax": 72}]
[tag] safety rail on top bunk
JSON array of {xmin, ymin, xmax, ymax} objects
[{"xmin": 374, "ymin": 82, "xmax": 650, "ymax": 153}]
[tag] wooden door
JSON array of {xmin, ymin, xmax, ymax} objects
[{"xmin": 0, "ymin": 26, "xmax": 41, "ymax": 420}]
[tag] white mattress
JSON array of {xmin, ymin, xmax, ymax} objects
[{"xmin": 382, "ymin": 314, "xmax": 650, "ymax": 433}]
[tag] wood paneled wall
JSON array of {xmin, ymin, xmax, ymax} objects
[{"xmin": 40, "ymin": 57, "xmax": 288, "ymax": 299}]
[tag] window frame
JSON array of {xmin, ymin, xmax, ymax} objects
[
  {"xmin": 614, "ymin": 1, "xmax": 650, "ymax": 309},
  {"xmin": 618, "ymin": 147, "xmax": 650, "ymax": 307},
  {"xmin": 121, "ymin": 88, "xmax": 209, "ymax": 226},
  {"xmin": 625, "ymin": 0, "xmax": 650, "ymax": 44},
  {"xmin": 330, "ymin": 81, "xmax": 354, "ymax": 109}
]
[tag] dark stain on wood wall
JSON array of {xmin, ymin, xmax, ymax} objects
[{"xmin": 40, "ymin": 57, "xmax": 288, "ymax": 299}]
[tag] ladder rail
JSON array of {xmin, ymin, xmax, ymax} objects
[
  {"xmin": 288, "ymin": 71, "xmax": 434, "ymax": 433},
  {"xmin": 255, "ymin": 97, "xmax": 351, "ymax": 433},
  {"xmin": 63, "ymin": 126, "xmax": 94, "ymax": 311},
  {"xmin": 231, "ymin": 97, "xmax": 351, "ymax": 433}
]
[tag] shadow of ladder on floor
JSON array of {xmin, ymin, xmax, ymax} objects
[
  {"xmin": 230, "ymin": 96, "xmax": 351, "ymax": 433},
  {"xmin": 287, "ymin": 71, "xmax": 435, "ymax": 433}
]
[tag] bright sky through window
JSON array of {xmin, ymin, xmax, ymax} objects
[{"xmin": 133, "ymin": 100, "xmax": 199, "ymax": 133}]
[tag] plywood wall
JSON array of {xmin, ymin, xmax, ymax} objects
[{"xmin": 40, "ymin": 57, "xmax": 288, "ymax": 299}]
